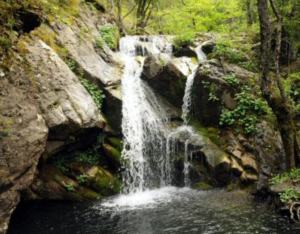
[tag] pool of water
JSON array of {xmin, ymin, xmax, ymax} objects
[{"xmin": 8, "ymin": 187, "xmax": 300, "ymax": 234}]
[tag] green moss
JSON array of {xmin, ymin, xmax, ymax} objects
[
  {"xmin": 106, "ymin": 137, "xmax": 123, "ymax": 151},
  {"xmin": 192, "ymin": 181, "xmax": 213, "ymax": 190},
  {"xmin": 92, "ymin": 167, "xmax": 121, "ymax": 195},
  {"xmin": 190, "ymin": 119, "xmax": 221, "ymax": 146},
  {"xmin": 103, "ymin": 143, "xmax": 122, "ymax": 164}
]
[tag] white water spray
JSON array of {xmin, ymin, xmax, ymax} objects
[{"xmin": 120, "ymin": 36, "xmax": 173, "ymax": 193}]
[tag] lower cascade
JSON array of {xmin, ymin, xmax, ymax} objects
[{"xmin": 120, "ymin": 36, "xmax": 207, "ymax": 193}]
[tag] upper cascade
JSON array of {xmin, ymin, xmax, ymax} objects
[{"xmin": 120, "ymin": 35, "xmax": 173, "ymax": 57}]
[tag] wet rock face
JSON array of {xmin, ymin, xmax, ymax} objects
[
  {"xmin": 191, "ymin": 60, "xmax": 236, "ymax": 126},
  {"xmin": 141, "ymin": 55, "xmax": 188, "ymax": 108}
]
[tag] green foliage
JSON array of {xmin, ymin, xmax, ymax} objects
[
  {"xmin": 79, "ymin": 78, "xmax": 105, "ymax": 110},
  {"xmin": 54, "ymin": 158, "xmax": 69, "ymax": 173},
  {"xmin": 173, "ymin": 32, "xmax": 195, "ymax": 49},
  {"xmin": 64, "ymin": 182, "xmax": 75, "ymax": 192},
  {"xmin": 0, "ymin": 36, "xmax": 12, "ymax": 50},
  {"xmin": 95, "ymin": 36, "xmax": 104, "ymax": 49},
  {"xmin": 76, "ymin": 174, "xmax": 89, "ymax": 185},
  {"xmin": 75, "ymin": 149, "xmax": 100, "ymax": 165},
  {"xmin": 65, "ymin": 57, "xmax": 77, "ymax": 72},
  {"xmin": 279, "ymin": 189, "xmax": 300, "ymax": 203},
  {"xmin": 99, "ymin": 25, "xmax": 119, "ymax": 50},
  {"xmin": 201, "ymin": 81, "xmax": 219, "ymax": 102},
  {"xmin": 211, "ymin": 43, "xmax": 247, "ymax": 64},
  {"xmin": 284, "ymin": 72, "xmax": 300, "ymax": 103},
  {"xmin": 270, "ymin": 168, "xmax": 300, "ymax": 185},
  {"xmin": 219, "ymin": 87, "xmax": 268, "ymax": 135},
  {"xmin": 223, "ymin": 74, "xmax": 240, "ymax": 87}
]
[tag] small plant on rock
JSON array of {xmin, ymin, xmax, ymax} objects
[
  {"xmin": 79, "ymin": 78, "xmax": 105, "ymax": 110},
  {"xmin": 64, "ymin": 182, "xmax": 75, "ymax": 192},
  {"xmin": 98, "ymin": 25, "xmax": 119, "ymax": 50},
  {"xmin": 76, "ymin": 174, "xmax": 89, "ymax": 185}
]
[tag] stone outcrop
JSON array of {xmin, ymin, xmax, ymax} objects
[{"xmin": 0, "ymin": 6, "xmax": 122, "ymax": 231}]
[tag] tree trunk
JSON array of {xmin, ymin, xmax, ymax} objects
[
  {"xmin": 116, "ymin": 0, "xmax": 126, "ymax": 35},
  {"xmin": 257, "ymin": 0, "xmax": 298, "ymax": 169},
  {"xmin": 246, "ymin": 0, "xmax": 254, "ymax": 25}
]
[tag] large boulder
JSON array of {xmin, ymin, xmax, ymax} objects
[
  {"xmin": 0, "ymin": 32, "xmax": 108, "ymax": 232},
  {"xmin": 141, "ymin": 55, "xmax": 189, "ymax": 108}
]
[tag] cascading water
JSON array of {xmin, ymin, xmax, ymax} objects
[
  {"xmin": 169, "ymin": 45, "xmax": 207, "ymax": 186},
  {"xmin": 120, "ymin": 36, "xmax": 173, "ymax": 193},
  {"xmin": 182, "ymin": 45, "xmax": 207, "ymax": 124},
  {"xmin": 120, "ymin": 35, "xmax": 208, "ymax": 193}
]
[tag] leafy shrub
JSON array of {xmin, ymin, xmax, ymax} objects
[
  {"xmin": 95, "ymin": 36, "xmax": 104, "ymax": 49},
  {"xmin": 99, "ymin": 25, "xmax": 119, "ymax": 50},
  {"xmin": 219, "ymin": 87, "xmax": 268, "ymax": 135},
  {"xmin": 76, "ymin": 174, "xmax": 89, "ymax": 184},
  {"xmin": 173, "ymin": 32, "xmax": 195, "ymax": 49},
  {"xmin": 75, "ymin": 149, "xmax": 100, "ymax": 165},
  {"xmin": 211, "ymin": 43, "xmax": 247, "ymax": 64},
  {"xmin": 201, "ymin": 81, "xmax": 219, "ymax": 102},
  {"xmin": 79, "ymin": 78, "xmax": 105, "ymax": 110},
  {"xmin": 223, "ymin": 73, "xmax": 239, "ymax": 87},
  {"xmin": 270, "ymin": 168, "xmax": 300, "ymax": 185},
  {"xmin": 279, "ymin": 189, "xmax": 300, "ymax": 203}
]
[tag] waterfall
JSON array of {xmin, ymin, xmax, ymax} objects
[
  {"xmin": 120, "ymin": 36, "xmax": 173, "ymax": 193},
  {"xmin": 182, "ymin": 45, "xmax": 207, "ymax": 124},
  {"xmin": 120, "ymin": 36, "xmax": 207, "ymax": 191},
  {"xmin": 175, "ymin": 45, "xmax": 207, "ymax": 186}
]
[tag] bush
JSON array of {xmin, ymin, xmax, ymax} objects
[
  {"xmin": 279, "ymin": 189, "xmax": 300, "ymax": 203},
  {"xmin": 99, "ymin": 25, "xmax": 119, "ymax": 50},
  {"xmin": 219, "ymin": 87, "xmax": 268, "ymax": 135},
  {"xmin": 211, "ymin": 43, "xmax": 247, "ymax": 64},
  {"xmin": 173, "ymin": 32, "xmax": 195, "ymax": 49},
  {"xmin": 270, "ymin": 168, "xmax": 300, "ymax": 185},
  {"xmin": 223, "ymin": 73, "xmax": 239, "ymax": 87}
]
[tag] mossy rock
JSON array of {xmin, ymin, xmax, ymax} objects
[
  {"xmin": 106, "ymin": 137, "xmax": 123, "ymax": 151},
  {"xmin": 103, "ymin": 143, "xmax": 121, "ymax": 165},
  {"xmin": 86, "ymin": 166, "xmax": 121, "ymax": 196},
  {"xmin": 192, "ymin": 181, "xmax": 213, "ymax": 191}
]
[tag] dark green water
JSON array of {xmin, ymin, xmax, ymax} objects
[{"xmin": 8, "ymin": 187, "xmax": 300, "ymax": 234}]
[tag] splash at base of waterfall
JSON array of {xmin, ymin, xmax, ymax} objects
[{"xmin": 101, "ymin": 186, "xmax": 192, "ymax": 210}]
